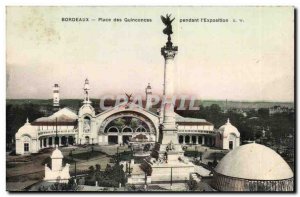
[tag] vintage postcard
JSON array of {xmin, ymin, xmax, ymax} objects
[{"xmin": 6, "ymin": 6, "xmax": 295, "ymax": 192}]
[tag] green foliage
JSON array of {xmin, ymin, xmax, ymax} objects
[
  {"xmin": 6, "ymin": 103, "xmax": 45, "ymax": 150},
  {"xmin": 85, "ymin": 163, "xmax": 126, "ymax": 187},
  {"xmin": 38, "ymin": 178, "xmax": 78, "ymax": 191},
  {"xmin": 71, "ymin": 151, "xmax": 104, "ymax": 160},
  {"xmin": 113, "ymin": 118, "xmax": 126, "ymax": 128},
  {"xmin": 184, "ymin": 151, "xmax": 199, "ymax": 157},
  {"xmin": 130, "ymin": 118, "xmax": 138, "ymax": 128},
  {"xmin": 42, "ymin": 156, "xmax": 74, "ymax": 169},
  {"xmin": 113, "ymin": 151, "xmax": 133, "ymax": 162},
  {"xmin": 176, "ymin": 104, "xmax": 294, "ymax": 142}
]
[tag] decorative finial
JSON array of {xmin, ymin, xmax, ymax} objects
[
  {"xmin": 227, "ymin": 118, "xmax": 230, "ymax": 124},
  {"xmin": 26, "ymin": 118, "xmax": 29, "ymax": 123},
  {"xmin": 125, "ymin": 93, "xmax": 133, "ymax": 103}
]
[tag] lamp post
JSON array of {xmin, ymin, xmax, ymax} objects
[
  {"xmin": 185, "ymin": 177, "xmax": 188, "ymax": 191},
  {"xmin": 169, "ymin": 167, "xmax": 173, "ymax": 188},
  {"xmin": 70, "ymin": 150, "xmax": 77, "ymax": 182},
  {"xmin": 91, "ymin": 138, "xmax": 94, "ymax": 153},
  {"xmin": 131, "ymin": 146, "xmax": 134, "ymax": 159},
  {"xmin": 128, "ymin": 160, "xmax": 131, "ymax": 175},
  {"xmin": 116, "ymin": 147, "xmax": 119, "ymax": 164},
  {"xmin": 194, "ymin": 146, "xmax": 197, "ymax": 160},
  {"xmin": 144, "ymin": 170, "xmax": 147, "ymax": 190}
]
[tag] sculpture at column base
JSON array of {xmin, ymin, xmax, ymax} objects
[
  {"xmin": 142, "ymin": 145, "xmax": 194, "ymax": 183},
  {"xmin": 143, "ymin": 125, "xmax": 195, "ymax": 183}
]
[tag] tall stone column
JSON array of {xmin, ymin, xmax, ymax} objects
[
  {"xmin": 142, "ymin": 15, "xmax": 195, "ymax": 183},
  {"xmin": 160, "ymin": 42, "xmax": 178, "ymax": 145}
]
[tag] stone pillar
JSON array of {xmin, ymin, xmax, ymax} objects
[
  {"xmin": 118, "ymin": 135, "xmax": 122, "ymax": 145},
  {"xmin": 202, "ymin": 136, "xmax": 205, "ymax": 145},
  {"xmin": 189, "ymin": 135, "xmax": 192, "ymax": 144},
  {"xmin": 196, "ymin": 136, "xmax": 199, "ymax": 144},
  {"xmin": 59, "ymin": 137, "xmax": 61, "ymax": 146},
  {"xmin": 46, "ymin": 138, "xmax": 49, "ymax": 147},
  {"xmin": 52, "ymin": 137, "xmax": 55, "ymax": 147},
  {"xmin": 66, "ymin": 137, "xmax": 69, "ymax": 145},
  {"xmin": 160, "ymin": 43, "xmax": 178, "ymax": 145},
  {"xmin": 183, "ymin": 135, "xmax": 186, "ymax": 144},
  {"xmin": 161, "ymin": 43, "xmax": 177, "ymax": 99}
]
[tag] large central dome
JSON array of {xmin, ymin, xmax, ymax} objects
[{"xmin": 214, "ymin": 143, "xmax": 293, "ymax": 180}]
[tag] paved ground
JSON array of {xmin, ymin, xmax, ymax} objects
[
  {"xmin": 6, "ymin": 145, "xmax": 114, "ymax": 191},
  {"xmin": 6, "ymin": 144, "xmax": 225, "ymax": 191},
  {"xmin": 184, "ymin": 145, "xmax": 228, "ymax": 164}
]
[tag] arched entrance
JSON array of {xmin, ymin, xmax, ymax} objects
[
  {"xmin": 192, "ymin": 136, "xmax": 197, "ymax": 144},
  {"xmin": 178, "ymin": 135, "xmax": 183, "ymax": 144},
  {"xmin": 48, "ymin": 137, "xmax": 53, "ymax": 146},
  {"xmin": 85, "ymin": 136, "xmax": 90, "ymax": 144},
  {"xmin": 61, "ymin": 136, "xmax": 67, "ymax": 146},
  {"xmin": 68, "ymin": 136, "xmax": 74, "ymax": 145},
  {"xmin": 99, "ymin": 111, "xmax": 157, "ymax": 145},
  {"xmin": 122, "ymin": 135, "xmax": 131, "ymax": 144},
  {"xmin": 108, "ymin": 136, "xmax": 118, "ymax": 144},
  {"xmin": 43, "ymin": 138, "xmax": 47, "ymax": 147},
  {"xmin": 185, "ymin": 135, "xmax": 190, "ymax": 144},
  {"xmin": 55, "ymin": 136, "xmax": 59, "ymax": 145},
  {"xmin": 198, "ymin": 136, "xmax": 202, "ymax": 144},
  {"xmin": 23, "ymin": 135, "xmax": 31, "ymax": 153}
]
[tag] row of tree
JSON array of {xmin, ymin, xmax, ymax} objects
[
  {"xmin": 6, "ymin": 104, "xmax": 45, "ymax": 151},
  {"xmin": 176, "ymin": 104, "xmax": 294, "ymax": 142},
  {"xmin": 85, "ymin": 163, "xmax": 126, "ymax": 187}
]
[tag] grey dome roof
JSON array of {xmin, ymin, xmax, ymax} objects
[{"xmin": 215, "ymin": 143, "xmax": 293, "ymax": 180}]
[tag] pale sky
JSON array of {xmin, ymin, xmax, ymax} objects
[{"xmin": 6, "ymin": 6, "xmax": 294, "ymax": 102}]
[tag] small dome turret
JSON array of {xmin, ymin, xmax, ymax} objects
[{"xmin": 51, "ymin": 147, "xmax": 63, "ymax": 159}]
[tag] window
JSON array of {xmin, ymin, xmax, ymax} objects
[
  {"xmin": 24, "ymin": 143, "xmax": 29, "ymax": 152},
  {"xmin": 83, "ymin": 116, "xmax": 91, "ymax": 133}
]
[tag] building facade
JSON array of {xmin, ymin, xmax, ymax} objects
[{"xmin": 15, "ymin": 80, "xmax": 241, "ymax": 155}]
